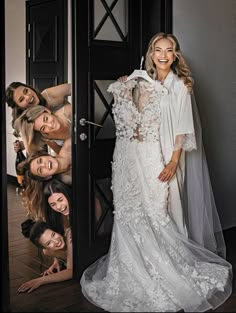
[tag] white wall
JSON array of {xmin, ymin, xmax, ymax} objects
[
  {"xmin": 5, "ymin": 0, "xmax": 26, "ymax": 176},
  {"xmin": 173, "ymin": 0, "xmax": 236, "ymax": 229}
]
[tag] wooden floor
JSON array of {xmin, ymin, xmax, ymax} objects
[{"xmin": 7, "ymin": 183, "xmax": 236, "ymax": 312}]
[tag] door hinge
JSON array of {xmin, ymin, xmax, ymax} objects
[{"xmin": 28, "ymin": 49, "xmax": 31, "ymax": 58}]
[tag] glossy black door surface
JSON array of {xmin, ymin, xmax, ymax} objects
[{"xmin": 71, "ymin": 0, "xmax": 143, "ymax": 278}]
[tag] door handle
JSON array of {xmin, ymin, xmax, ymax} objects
[{"xmin": 80, "ymin": 118, "xmax": 102, "ymax": 128}]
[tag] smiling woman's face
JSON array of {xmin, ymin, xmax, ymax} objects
[
  {"xmin": 30, "ymin": 155, "xmax": 58, "ymax": 177},
  {"xmin": 48, "ymin": 193, "xmax": 70, "ymax": 216},
  {"xmin": 39, "ymin": 228, "xmax": 65, "ymax": 250},
  {"xmin": 34, "ymin": 112, "xmax": 61, "ymax": 135},
  {"xmin": 152, "ymin": 38, "xmax": 175, "ymax": 73},
  {"xmin": 13, "ymin": 86, "xmax": 40, "ymax": 108}
]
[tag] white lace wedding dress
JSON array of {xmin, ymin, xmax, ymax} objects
[{"xmin": 80, "ymin": 76, "xmax": 232, "ymax": 312}]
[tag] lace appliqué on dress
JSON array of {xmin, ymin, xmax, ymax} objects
[{"xmin": 80, "ymin": 78, "xmax": 232, "ymax": 313}]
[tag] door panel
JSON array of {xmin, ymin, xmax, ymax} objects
[
  {"xmin": 72, "ymin": 0, "xmax": 142, "ymax": 278},
  {"xmin": 26, "ymin": 0, "xmax": 67, "ymax": 91},
  {"xmin": 71, "ymin": 0, "xmax": 172, "ymax": 279}
]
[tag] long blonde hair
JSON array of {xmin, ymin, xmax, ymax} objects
[
  {"xmin": 21, "ymin": 170, "xmax": 45, "ymax": 220},
  {"xmin": 145, "ymin": 32, "xmax": 194, "ymax": 91},
  {"xmin": 14, "ymin": 106, "xmax": 50, "ymax": 154}
]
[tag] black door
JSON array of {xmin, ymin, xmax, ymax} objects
[
  {"xmin": 71, "ymin": 0, "xmax": 144, "ymax": 278},
  {"xmin": 26, "ymin": 0, "xmax": 68, "ymax": 91},
  {"xmin": 71, "ymin": 0, "xmax": 172, "ymax": 279}
]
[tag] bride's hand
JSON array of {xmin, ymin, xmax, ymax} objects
[
  {"xmin": 158, "ymin": 161, "xmax": 178, "ymax": 182},
  {"xmin": 117, "ymin": 75, "xmax": 128, "ymax": 82}
]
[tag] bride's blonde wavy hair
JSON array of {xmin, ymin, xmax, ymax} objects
[{"xmin": 145, "ymin": 32, "xmax": 194, "ymax": 92}]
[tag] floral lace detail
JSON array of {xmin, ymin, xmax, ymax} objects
[
  {"xmin": 111, "ymin": 139, "xmax": 170, "ymax": 230},
  {"xmin": 174, "ymin": 133, "xmax": 197, "ymax": 151},
  {"xmin": 81, "ymin": 79, "xmax": 232, "ymax": 313},
  {"xmin": 82, "ymin": 217, "xmax": 230, "ymax": 312},
  {"xmin": 108, "ymin": 80, "xmax": 168, "ymax": 143}
]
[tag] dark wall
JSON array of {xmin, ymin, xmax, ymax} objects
[
  {"xmin": 173, "ymin": 0, "xmax": 236, "ymax": 229},
  {"xmin": 141, "ymin": 0, "xmax": 172, "ymax": 56}
]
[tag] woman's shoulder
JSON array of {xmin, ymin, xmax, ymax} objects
[
  {"xmin": 172, "ymin": 73, "xmax": 184, "ymax": 85},
  {"xmin": 41, "ymin": 84, "xmax": 71, "ymax": 107},
  {"xmin": 171, "ymin": 74, "xmax": 188, "ymax": 93}
]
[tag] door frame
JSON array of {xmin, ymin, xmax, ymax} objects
[
  {"xmin": 1, "ymin": 0, "xmax": 10, "ymax": 311},
  {"xmin": 71, "ymin": 0, "xmax": 173, "ymax": 280},
  {"xmin": 1, "ymin": 1, "xmax": 173, "ymax": 310},
  {"xmin": 71, "ymin": 0, "xmax": 145, "ymax": 280}
]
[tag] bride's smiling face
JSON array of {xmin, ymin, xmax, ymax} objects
[
  {"xmin": 152, "ymin": 38, "xmax": 176, "ymax": 72},
  {"xmin": 30, "ymin": 155, "xmax": 58, "ymax": 177}
]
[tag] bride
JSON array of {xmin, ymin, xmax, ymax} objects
[{"xmin": 80, "ymin": 33, "xmax": 232, "ymax": 312}]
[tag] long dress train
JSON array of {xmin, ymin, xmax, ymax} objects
[{"xmin": 80, "ymin": 74, "xmax": 232, "ymax": 312}]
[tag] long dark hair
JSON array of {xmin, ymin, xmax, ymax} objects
[
  {"xmin": 43, "ymin": 178, "xmax": 72, "ymax": 231},
  {"xmin": 21, "ymin": 218, "xmax": 65, "ymax": 246},
  {"xmin": 21, "ymin": 219, "xmax": 49, "ymax": 248},
  {"xmin": 5, "ymin": 82, "xmax": 47, "ymax": 134}
]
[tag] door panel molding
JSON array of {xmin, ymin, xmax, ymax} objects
[{"xmin": 26, "ymin": 0, "xmax": 68, "ymax": 90}]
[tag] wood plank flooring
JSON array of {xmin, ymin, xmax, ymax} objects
[
  {"xmin": 7, "ymin": 183, "xmax": 236, "ymax": 312},
  {"xmin": 8, "ymin": 183, "xmax": 103, "ymax": 313}
]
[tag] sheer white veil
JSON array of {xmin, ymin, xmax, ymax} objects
[{"xmin": 183, "ymin": 93, "xmax": 226, "ymax": 258}]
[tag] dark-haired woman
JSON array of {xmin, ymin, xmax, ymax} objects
[
  {"xmin": 6, "ymin": 82, "xmax": 71, "ymax": 127},
  {"xmin": 43, "ymin": 178, "xmax": 72, "ymax": 231},
  {"xmin": 43, "ymin": 177, "xmax": 104, "ymax": 230},
  {"xmin": 19, "ymin": 146, "xmax": 72, "ymax": 219},
  {"xmin": 18, "ymin": 219, "xmax": 72, "ymax": 293},
  {"xmin": 6, "ymin": 82, "xmax": 71, "ymax": 153}
]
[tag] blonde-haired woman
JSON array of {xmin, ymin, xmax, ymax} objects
[
  {"xmin": 6, "ymin": 82, "xmax": 71, "ymax": 152},
  {"xmin": 117, "ymin": 32, "xmax": 225, "ymax": 254},
  {"xmin": 6, "ymin": 82, "xmax": 71, "ymax": 130},
  {"xmin": 14, "ymin": 104, "xmax": 71, "ymax": 154},
  {"xmin": 80, "ymin": 33, "xmax": 232, "ymax": 312},
  {"xmin": 145, "ymin": 32, "xmax": 193, "ymax": 91}
]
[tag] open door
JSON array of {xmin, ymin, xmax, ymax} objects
[
  {"xmin": 71, "ymin": 0, "xmax": 143, "ymax": 278},
  {"xmin": 71, "ymin": 0, "xmax": 173, "ymax": 279}
]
